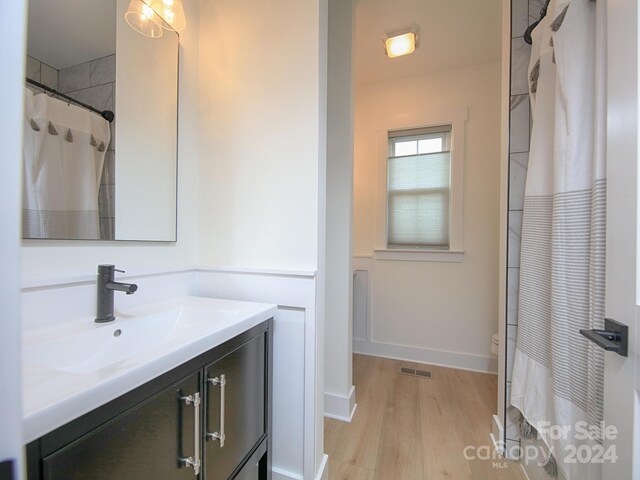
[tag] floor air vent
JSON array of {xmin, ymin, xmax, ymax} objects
[{"xmin": 399, "ymin": 367, "xmax": 432, "ymax": 378}]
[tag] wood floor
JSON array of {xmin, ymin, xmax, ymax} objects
[{"xmin": 324, "ymin": 354, "xmax": 527, "ymax": 480}]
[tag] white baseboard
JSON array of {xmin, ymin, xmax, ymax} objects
[
  {"xmin": 354, "ymin": 339, "xmax": 498, "ymax": 374},
  {"xmin": 314, "ymin": 454, "xmax": 329, "ymax": 480},
  {"xmin": 324, "ymin": 385, "xmax": 357, "ymax": 422},
  {"xmin": 272, "ymin": 467, "xmax": 303, "ymax": 480}
]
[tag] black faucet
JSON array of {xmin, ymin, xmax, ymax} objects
[{"xmin": 95, "ymin": 264, "xmax": 138, "ymax": 323}]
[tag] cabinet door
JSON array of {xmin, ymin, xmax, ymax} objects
[
  {"xmin": 42, "ymin": 372, "xmax": 201, "ymax": 480},
  {"xmin": 205, "ymin": 333, "xmax": 266, "ymax": 480}
]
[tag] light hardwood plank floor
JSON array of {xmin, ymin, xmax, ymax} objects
[{"xmin": 325, "ymin": 354, "xmax": 526, "ymax": 480}]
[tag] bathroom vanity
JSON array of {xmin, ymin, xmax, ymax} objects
[{"xmin": 23, "ymin": 297, "xmax": 275, "ymax": 480}]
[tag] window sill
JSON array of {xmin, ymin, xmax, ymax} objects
[{"xmin": 374, "ymin": 249, "xmax": 465, "ymax": 263}]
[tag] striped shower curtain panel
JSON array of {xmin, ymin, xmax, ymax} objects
[{"xmin": 510, "ymin": 1, "xmax": 605, "ymax": 479}]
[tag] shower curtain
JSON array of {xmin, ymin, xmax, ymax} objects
[
  {"xmin": 22, "ymin": 88, "xmax": 110, "ymax": 239},
  {"xmin": 510, "ymin": 1, "xmax": 605, "ymax": 479}
]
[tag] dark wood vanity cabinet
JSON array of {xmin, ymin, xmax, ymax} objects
[
  {"xmin": 205, "ymin": 333, "xmax": 266, "ymax": 480},
  {"xmin": 27, "ymin": 320, "xmax": 272, "ymax": 480},
  {"xmin": 40, "ymin": 372, "xmax": 201, "ymax": 480}
]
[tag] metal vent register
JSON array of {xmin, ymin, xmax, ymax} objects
[{"xmin": 399, "ymin": 367, "xmax": 432, "ymax": 378}]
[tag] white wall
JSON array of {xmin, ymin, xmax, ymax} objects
[
  {"xmin": 353, "ymin": 62, "xmax": 502, "ymax": 373},
  {"xmin": 20, "ymin": 0, "xmax": 201, "ymax": 283},
  {"xmin": 603, "ymin": 0, "xmax": 639, "ymax": 477},
  {"xmin": 324, "ymin": 0, "xmax": 355, "ymax": 421},
  {"xmin": 196, "ymin": 0, "xmax": 322, "ymax": 272},
  {"xmin": 195, "ymin": 5, "xmax": 328, "ymax": 476},
  {"xmin": 0, "ymin": 0, "xmax": 26, "ymax": 476}
]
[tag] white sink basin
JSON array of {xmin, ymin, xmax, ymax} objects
[
  {"xmin": 22, "ymin": 296, "xmax": 277, "ymax": 443},
  {"xmin": 26, "ymin": 304, "xmax": 236, "ymax": 374}
]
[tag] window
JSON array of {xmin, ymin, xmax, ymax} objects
[
  {"xmin": 387, "ymin": 125, "xmax": 452, "ymax": 249},
  {"xmin": 374, "ymin": 107, "xmax": 466, "ymax": 262}
]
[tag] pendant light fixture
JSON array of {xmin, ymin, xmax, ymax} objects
[
  {"xmin": 125, "ymin": 0, "xmax": 164, "ymax": 38},
  {"xmin": 146, "ymin": 0, "xmax": 187, "ymax": 32}
]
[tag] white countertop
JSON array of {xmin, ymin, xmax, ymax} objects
[{"xmin": 22, "ymin": 296, "xmax": 277, "ymax": 443}]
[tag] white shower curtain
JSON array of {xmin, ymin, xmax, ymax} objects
[
  {"xmin": 510, "ymin": 1, "xmax": 605, "ymax": 479},
  {"xmin": 22, "ymin": 88, "xmax": 111, "ymax": 239}
]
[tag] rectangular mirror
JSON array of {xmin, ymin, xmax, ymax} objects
[{"xmin": 23, "ymin": 0, "xmax": 178, "ymax": 242}]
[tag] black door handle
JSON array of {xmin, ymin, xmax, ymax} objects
[{"xmin": 580, "ymin": 318, "xmax": 628, "ymax": 357}]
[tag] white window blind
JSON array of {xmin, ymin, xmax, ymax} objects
[{"xmin": 387, "ymin": 126, "xmax": 452, "ymax": 248}]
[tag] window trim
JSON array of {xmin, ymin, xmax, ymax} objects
[{"xmin": 374, "ymin": 107, "xmax": 468, "ymax": 261}]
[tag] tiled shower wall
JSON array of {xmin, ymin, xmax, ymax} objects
[
  {"xmin": 504, "ymin": 0, "xmax": 540, "ymax": 459},
  {"xmin": 25, "ymin": 55, "xmax": 116, "ymax": 240},
  {"xmin": 26, "ymin": 56, "xmax": 58, "ymax": 92}
]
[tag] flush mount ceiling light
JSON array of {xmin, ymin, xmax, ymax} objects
[
  {"xmin": 384, "ymin": 25, "xmax": 418, "ymax": 58},
  {"xmin": 146, "ymin": 0, "xmax": 187, "ymax": 32},
  {"xmin": 125, "ymin": 0, "xmax": 164, "ymax": 38}
]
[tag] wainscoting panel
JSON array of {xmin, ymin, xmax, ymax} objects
[
  {"xmin": 351, "ymin": 257, "xmax": 498, "ymax": 375},
  {"xmin": 352, "ymin": 270, "xmax": 368, "ymax": 342},
  {"xmin": 195, "ymin": 268, "xmax": 321, "ymax": 480}
]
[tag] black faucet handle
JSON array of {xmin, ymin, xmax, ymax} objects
[{"xmin": 97, "ymin": 264, "xmax": 125, "ymax": 274}]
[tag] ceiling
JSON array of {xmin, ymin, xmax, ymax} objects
[
  {"xmin": 27, "ymin": 0, "xmax": 116, "ymax": 70},
  {"xmin": 354, "ymin": 0, "xmax": 502, "ymax": 85}
]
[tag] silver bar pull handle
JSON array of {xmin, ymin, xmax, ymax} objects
[
  {"xmin": 179, "ymin": 392, "xmax": 201, "ymax": 476},
  {"xmin": 207, "ymin": 374, "xmax": 226, "ymax": 447}
]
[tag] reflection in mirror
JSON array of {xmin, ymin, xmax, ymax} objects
[{"xmin": 23, "ymin": 0, "xmax": 178, "ymax": 242}]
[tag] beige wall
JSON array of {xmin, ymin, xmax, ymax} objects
[
  {"xmin": 197, "ymin": 0, "xmax": 322, "ymax": 271},
  {"xmin": 354, "ymin": 61, "xmax": 502, "ymax": 368}
]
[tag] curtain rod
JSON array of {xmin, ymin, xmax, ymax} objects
[
  {"xmin": 25, "ymin": 77, "xmax": 115, "ymax": 123},
  {"xmin": 524, "ymin": 0, "xmax": 551, "ymax": 45}
]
